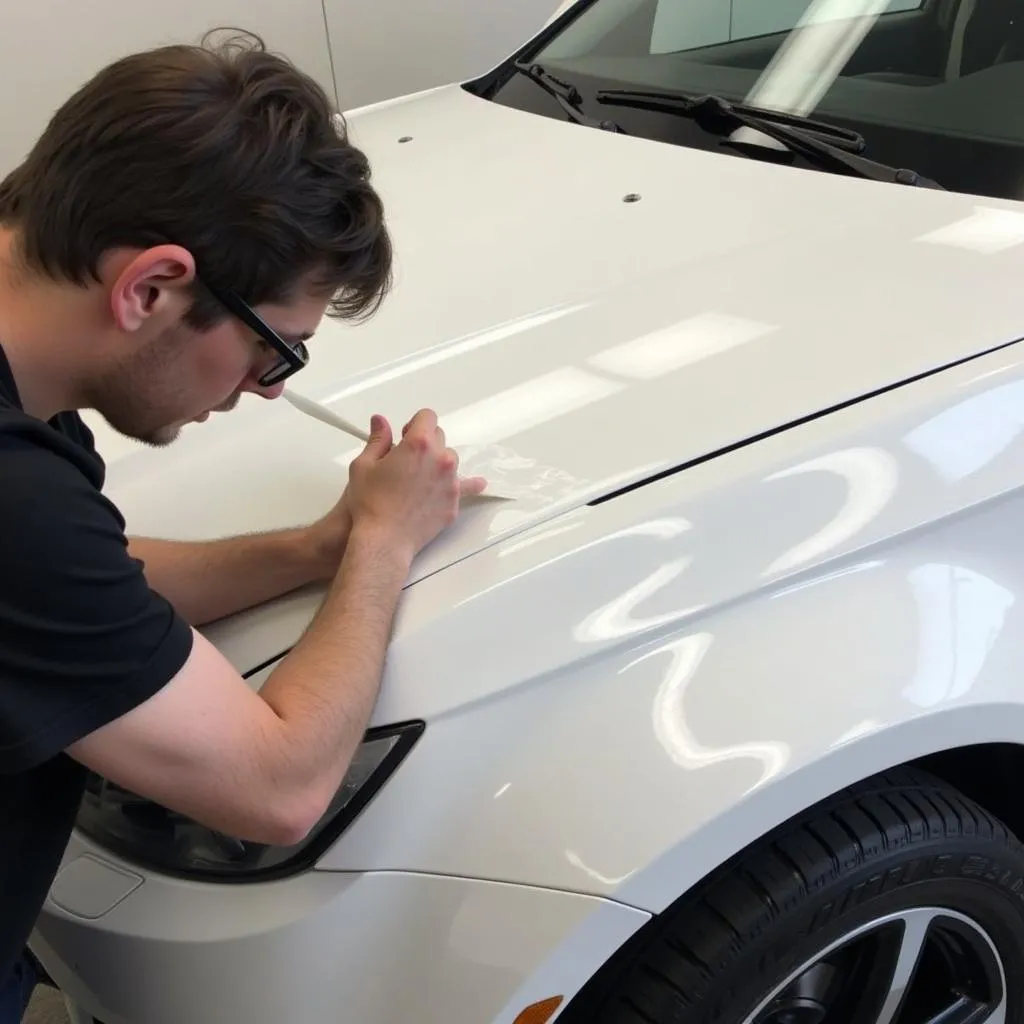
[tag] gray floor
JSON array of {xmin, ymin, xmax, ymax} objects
[{"xmin": 25, "ymin": 987, "xmax": 69, "ymax": 1024}]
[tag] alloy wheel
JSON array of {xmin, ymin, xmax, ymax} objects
[{"xmin": 742, "ymin": 907, "xmax": 1006, "ymax": 1024}]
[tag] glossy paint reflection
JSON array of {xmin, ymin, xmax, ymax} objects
[
  {"xmin": 903, "ymin": 563, "xmax": 1015, "ymax": 709},
  {"xmin": 762, "ymin": 447, "xmax": 898, "ymax": 575},
  {"xmin": 312, "ymin": 339, "xmax": 1024, "ymax": 912},
  {"xmin": 319, "ymin": 302, "xmax": 588, "ymax": 406},
  {"xmin": 903, "ymin": 378, "xmax": 1024, "ymax": 482},
  {"xmin": 572, "ymin": 516, "xmax": 698, "ymax": 641},
  {"xmin": 642, "ymin": 633, "xmax": 790, "ymax": 778}
]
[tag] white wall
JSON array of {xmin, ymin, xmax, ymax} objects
[
  {"xmin": 0, "ymin": 0, "xmax": 335, "ymax": 177},
  {"xmin": 1, "ymin": 0, "xmax": 562, "ymax": 178},
  {"xmin": 323, "ymin": 0, "xmax": 559, "ymax": 109}
]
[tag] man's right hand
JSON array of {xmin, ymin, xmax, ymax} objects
[{"xmin": 345, "ymin": 409, "xmax": 487, "ymax": 564}]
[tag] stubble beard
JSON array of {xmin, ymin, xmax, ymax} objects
[{"xmin": 85, "ymin": 324, "xmax": 194, "ymax": 447}]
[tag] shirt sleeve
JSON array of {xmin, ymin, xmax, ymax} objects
[{"xmin": 0, "ymin": 437, "xmax": 194, "ymax": 774}]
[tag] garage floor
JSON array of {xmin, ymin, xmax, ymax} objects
[{"xmin": 27, "ymin": 987, "xmax": 69, "ymax": 1024}]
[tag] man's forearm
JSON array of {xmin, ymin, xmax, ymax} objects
[
  {"xmin": 66, "ymin": 525, "xmax": 412, "ymax": 847},
  {"xmin": 255, "ymin": 524, "xmax": 413, "ymax": 817},
  {"xmin": 128, "ymin": 529, "xmax": 336, "ymax": 626}
]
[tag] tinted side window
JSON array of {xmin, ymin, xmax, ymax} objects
[{"xmin": 649, "ymin": 0, "xmax": 925, "ymax": 52}]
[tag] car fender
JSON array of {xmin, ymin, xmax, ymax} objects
[{"xmin": 323, "ymin": 338, "xmax": 1024, "ymax": 922}]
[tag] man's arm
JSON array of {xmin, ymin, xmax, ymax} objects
[
  {"xmin": 126, "ymin": 526, "xmax": 337, "ymax": 627},
  {"xmin": 65, "ymin": 411, "xmax": 487, "ymax": 844},
  {"xmin": 70, "ymin": 522, "xmax": 410, "ymax": 843},
  {"xmin": 126, "ymin": 489, "xmax": 352, "ymax": 626}
]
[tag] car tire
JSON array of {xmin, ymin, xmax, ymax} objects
[{"xmin": 591, "ymin": 767, "xmax": 1024, "ymax": 1023}]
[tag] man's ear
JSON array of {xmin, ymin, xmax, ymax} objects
[{"xmin": 109, "ymin": 245, "xmax": 197, "ymax": 333}]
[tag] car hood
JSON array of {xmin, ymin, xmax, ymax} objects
[{"xmin": 95, "ymin": 84, "xmax": 1024, "ymax": 671}]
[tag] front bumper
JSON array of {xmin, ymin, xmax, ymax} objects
[{"xmin": 30, "ymin": 835, "xmax": 648, "ymax": 1024}]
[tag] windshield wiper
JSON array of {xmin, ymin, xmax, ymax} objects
[
  {"xmin": 513, "ymin": 62, "xmax": 625, "ymax": 133},
  {"xmin": 595, "ymin": 88, "xmax": 944, "ymax": 189}
]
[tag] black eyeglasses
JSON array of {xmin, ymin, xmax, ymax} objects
[{"xmin": 203, "ymin": 284, "xmax": 310, "ymax": 387}]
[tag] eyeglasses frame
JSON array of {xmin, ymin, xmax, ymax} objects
[{"xmin": 201, "ymin": 282, "xmax": 310, "ymax": 387}]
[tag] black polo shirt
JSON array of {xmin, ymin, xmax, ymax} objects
[{"xmin": 0, "ymin": 344, "xmax": 193, "ymax": 986}]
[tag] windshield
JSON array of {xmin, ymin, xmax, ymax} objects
[{"xmin": 486, "ymin": 0, "xmax": 1024, "ymax": 200}]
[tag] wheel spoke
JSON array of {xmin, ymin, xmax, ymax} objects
[
  {"xmin": 984, "ymin": 1000, "xmax": 1007, "ymax": 1024},
  {"xmin": 874, "ymin": 908, "xmax": 941, "ymax": 1024},
  {"xmin": 741, "ymin": 906, "xmax": 1007, "ymax": 1024},
  {"xmin": 923, "ymin": 993, "xmax": 1005, "ymax": 1024}
]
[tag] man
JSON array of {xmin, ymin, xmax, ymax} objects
[{"xmin": 0, "ymin": 29, "xmax": 486, "ymax": 1021}]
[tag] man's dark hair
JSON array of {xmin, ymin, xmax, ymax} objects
[{"xmin": 0, "ymin": 28, "xmax": 392, "ymax": 328}]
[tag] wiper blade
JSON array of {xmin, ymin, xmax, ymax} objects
[
  {"xmin": 595, "ymin": 89, "xmax": 943, "ymax": 189},
  {"xmin": 600, "ymin": 88, "xmax": 867, "ymax": 151},
  {"xmin": 513, "ymin": 62, "xmax": 625, "ymax": 133}
]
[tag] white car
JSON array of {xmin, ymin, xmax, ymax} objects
[{"xmin": 30, "ymin": 0, "xmax": 1024, "ymax": 1022}]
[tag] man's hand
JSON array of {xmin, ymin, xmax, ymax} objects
[
  {"xmin": 129, "ymin": 411, "xmax": 487, "ymax": 625},
  {"xmin": 346, "ymin": 409, "xmax": 486, "ymax": 564},
  {"xmin": 304, "ymin": 410, "xmax": 487, "ymax": 578}
]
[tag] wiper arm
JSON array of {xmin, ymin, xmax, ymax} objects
[
  {"xmin": 595, "ymin": 88, "xmax": 943, "ymax": 189},
  {"xmin": 512, "ymin": 62, "xmax": 625, "ymax": 133},
  {"xmin": 599, "ymin": 88, "xmax": 867, "ymax": 151}
]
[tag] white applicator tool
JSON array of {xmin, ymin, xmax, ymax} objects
[{"xmin": 283, "ymin": 388, "xmax": 371, "ymax": 443}]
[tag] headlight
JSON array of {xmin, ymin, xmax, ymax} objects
[{"xmin": 75, "ymin": 721, "xmax": 423, "ymax": 881}]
